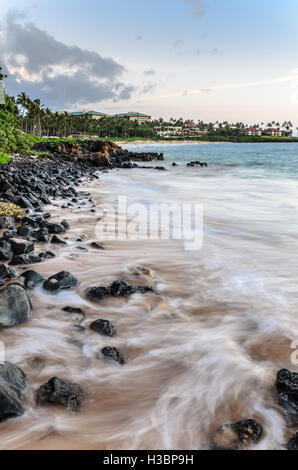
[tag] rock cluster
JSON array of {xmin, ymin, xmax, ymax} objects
[
  {"xmin": 86, "ymin": 280, "xmax": 154, "ymax": 302},
  {"xmin": 2, "ymin": 143, "xmax": 296, "ymax": 451},
  {"xmin": 0, "ymin": 144, "xmax": 164, "ymax": 425},
  {"xmin": 33, "ymin": 140, "xmax": 164, "ymax": 169},
  {"xmin": 187, "ymin": 161, "xmax": 208, "ymax": 167}
]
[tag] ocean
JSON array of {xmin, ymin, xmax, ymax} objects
[{"xmin": 2, "ymin": 142, "xmax": 298, "ymax": 450}]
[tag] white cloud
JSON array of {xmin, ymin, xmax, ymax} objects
[
  {"xmin": 0, "ymin": 11, "xmax": 135, "ymax": 107},
  {"xmin": 143, "ymin": 74, "xmax": 298, "ymax": 100}
]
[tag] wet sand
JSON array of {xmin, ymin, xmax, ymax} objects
[{"xmin": 0, "ymin": 167, "xmax": 296, "ymax": 450}]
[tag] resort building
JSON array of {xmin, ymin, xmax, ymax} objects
[
  {"xmin": 184, "ymin": 127, "xmax": 209, "ymax": 137},
  {"xmin": 154, "ymin": 126, "xmax": 183, "ymax": 136},
  {"xmin": 263, "ymin": 128, "xmax": 289, "ymax": 137},
  {"xmin": 59, "ymin": 110, "xmax": 107, "ymax": 120},
  {"xmin": 113, "ymin": 112, "xmax": 151, "ymax": 124},
  {"xmin": 240, "ymin": 127, "xmax": 262, "ymax": 136}
]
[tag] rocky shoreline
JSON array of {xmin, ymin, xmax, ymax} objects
[
  {"xmin": 0, "ymin": 144, "xmax": 161, "ymax": 424},
  {"xmin": 0, "ymin": 142, "xmax": 297, "ymax": 450}
]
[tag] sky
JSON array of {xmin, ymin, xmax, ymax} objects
[{"xmin": 0, "ymin": 0, "xmax": 298, "ymax": 125}]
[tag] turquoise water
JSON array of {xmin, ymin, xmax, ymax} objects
[{"xmin": 129, "ymin": 142, "xmax": 298, "ymax": 178}]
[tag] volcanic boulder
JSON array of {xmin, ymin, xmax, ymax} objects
[
  {"xmin": 287, "ymin": 433, "xmax": 298, "ymax": 450},
  {"xmin": 90, "ymin": 319, "xmax": 117, "ymax": 337},
  {"xmin": 0, "ymin": 240, "xmax": 13, "ymax": 262},
  {"xmin": 109, "ymin": 280, "xmax": 136, "ymax": 297},
  {"xmin": 0, "ymin": 283, "xmax": 32, "ymax": 328},
  {"xmin": 9, "ymin": 238, "xmax": 35, "ymax": 256},
  {"xmin": 276, "ymin": 369, "xmax": 298, "ymax": 416},
  {"xmin": 0, "ymin": 216, "xmax": 16, "ymax": 230},
  {"xmin": 0, "ymin": 362, "xmax": 27, "ymax": 422},
  {"xmin": 99, "ymin": 346, "xmax": 126, "ymax": 365},
  {"xmin": 21, "ymin": 270, "xmax": 45, "ymax": 290},
  {"xmin": 211, "ymin": 419, "xmax": 263, "ymax": 450},
  {"xmin": 43, "ymin": 271, "xmax": 79, "ymax": 293},
  {"xmin": 86, "ymin": 286, "xmax": 110, "ymax": 302},
  {"xmin": 36, "ymin": 377, "xmax": 84, "ymax": 411}
]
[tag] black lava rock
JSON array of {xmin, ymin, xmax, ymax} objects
[
  {"xmin": 136, "ymin": 285, "xmax": 154, "ymax": 294},
  {"xmin": 0, "ymin": 283, "xmax": 32, "ymax": 328},
  {"xmin": 43, "ymin": 271, "xmax": 80, "ymax": 293},
  {"xmin": 287, "ymin": 433, "xmax": 298, "ymax": 450},
  {"xmin": 90, "ymin": 242, "xmax": 104, "ymax": 250},
  {"xmin": 187, "ymin": 161, "xmax": 208, "ymax": 167},
  {"xmin": 50, "ymin": 235, "xmax": 67, "ymax": 245},
  {"xmin": 211, "ymin": 419, "xmax": 263, "ymax": 450},
  {"xmin": 100, "ymin": 346, "xmax": 126, "ymax": 365},
  {"xmin": 0, "ymin": 362, "xmax": 27, "ymax": 422},
  {"xmin": 39, "ymin": 251, "xmax": 56, "ymax": 259},
  {"xmin": 0, "ymin": 240, "xmax": 13, "ymax": 261},
  {"xmin": 0, "ymin": 216, "xmax": 16, "ymax": 230},
  {"xmin": 61, "ymin": 220, "xmax": 71, "ymax": 230},
  {"xmin": 276, "ymin": 369, "xmax": 298, "ymax": 415},
  {"xmin": 109, "ymin": 280, "xmax": 136, "ymax": 297},
  {"xmin": 18, "ymin": 196, "xmax": 34, "ymax": 209},
  {"xmin": 2, "ymin": 230, "xmax": 17, "ymax": 241},
  {"xmin": 35, "ymin": 228, "xmax": 49, "ymax": 242},
  {"xmin": 46, "ymin": 223, "xmax": 66, "ymax": 234},
  {"xmin": 62, "ymin": 306, "xmax": 85, "ymax": 315},
  {"xmin": 75, "ymin": 246, "xmax": 88, "ymax": 252},
  {"xmin": 86, "ymin": 286, "xmax": 110, "ymax": 302},
  {"xmin": 9, "ymin": 253, "xmax": 42, "ymax": 266},
  {"xmin": 9, "ymin": 237, "xmax": 35, "ymax": 256},
  {"xmin": 17, "ymin": 226, "xmax": 33, "ymax": 238},
  {"xmin": 0, "ymin": 264, "xmax": 15, "ymax": 281},
  {"xmin": 36, "ymin": 377, "xmax": 84, "ymax": 411},
  {"xmin": 21, "ymin": 270, "xmax": 45, "ymax": 290},
  {"xmin": 90, "ymin": 319, "xmax": 117, "ymax": 337}
]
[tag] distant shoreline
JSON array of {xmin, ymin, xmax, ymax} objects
[
  {"xmin": 115, "ymin": 138, "xmax": 298, "ymax": 145},
  {"xmin": 117, "ymin": 140, "xmax": 213, "ymax": 145}
]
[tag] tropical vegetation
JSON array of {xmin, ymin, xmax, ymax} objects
[{"xmin": 0, "ymin": 64, "xmax": 298, "ymax": 164}]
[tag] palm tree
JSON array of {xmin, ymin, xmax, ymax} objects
[
  {"xmin": 33, "ymin": 99, "xmax": 43, "ymax": 136},
  {"xmin": 43, "ymin": 107, "xmax": 52, "ymax": 136},
  {"xmin": 17, "ymin": 92, "xmax": 29, "ymax": 131},
  {"xmin": 0, "ymin": 67, "xmax": 7, "ymax": 81}
]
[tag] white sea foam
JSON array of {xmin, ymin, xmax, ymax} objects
[{"xmin": 1, "ymin": 142, "xmax": 298, "ymax": 449}]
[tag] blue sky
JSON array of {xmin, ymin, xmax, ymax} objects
[{"xmin": 1, "ymin": 0, "xmax": 298, "ymax": 124}]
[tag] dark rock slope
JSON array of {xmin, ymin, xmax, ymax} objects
[{"xmin": 33, "ymin": 140, "xmax": 164, "ymax": 168}]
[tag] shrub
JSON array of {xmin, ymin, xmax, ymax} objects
[
  {"xmin": 0, "ymin": 202, "xmax": 26, "ymax": 220},
  {"xmin": 0, "ymin": 152, "xmax": 10, "ymax": 163},
  {"xmin": 0, "ymin": 96, "xmax": 31, "ymax": 156}
]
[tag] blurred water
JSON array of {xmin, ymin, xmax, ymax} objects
[{"xmin": 1, "ymin": 142, "xmax": 298, "ymax": 450}]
